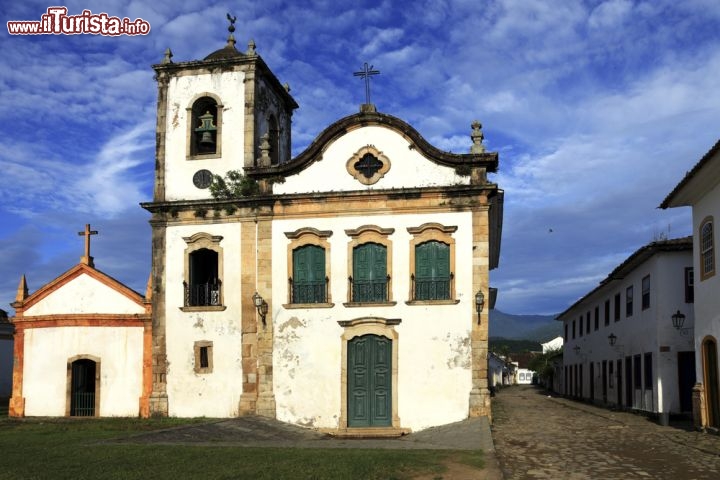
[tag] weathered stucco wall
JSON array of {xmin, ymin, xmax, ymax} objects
[
  {"xmin": 164, "ymin": 70, "xmax": 246, "ymax": 201},
  {"xmin": 24, "ymin": 274, "xmax": 146, "ymax": 316},
  {"xmin": 272, "ymin": 211, "xmax": 475, "ymax": 431},
  {"xmin": 22, "ymin": 326, "xmax": 143, "ymax": 416},
  {"xmin": 164, "ymin": 222, "xmax": 244, "ymax": 417}
]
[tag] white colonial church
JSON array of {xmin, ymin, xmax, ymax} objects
[{"xmin": 8, "ymin": 22, "xmax": 503, "ymax": 433}]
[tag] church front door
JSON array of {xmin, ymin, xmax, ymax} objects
[{"xmin": 348, "ymin": 334, "xmax": 391, "ymax": 427}]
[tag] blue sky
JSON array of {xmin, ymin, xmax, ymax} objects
[{"xmin": 1, "ymin": 0, "xmax": 719, "ymax": 315}]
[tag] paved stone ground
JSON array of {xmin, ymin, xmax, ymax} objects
[
  {"xmin": 111, "ymin": 415, "xmax": 503, "ymax": 479},
  {"xmin": 491, "ymin": 385, "xmax": 720, "ymax": 480}
]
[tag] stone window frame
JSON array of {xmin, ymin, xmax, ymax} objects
[
  {"xmin": 283, "ymin": 227, "xmax": 334, "ymax": 309},
  {"xmin": 337, "ymin": 317, "xmax": 403, "ymax": 431},
  {"xmin": 406, "ymin": 223, "xmax": 459, "ymax": 305},
  {"xmin": 65, "ymin": 354, "xmax": 101, "ymax": 417},
  {"xmin": 345, "ymin": 145, "xmax": 391, "ymax": 185},
  {"xmin": 181, "ymin": 232, "xmax": 226, "ymax": 312},
  {"xmin": 344, "ymin": 225, "xmax": 396, "ymax": 307},
  {"xmin": 186, "ymin": 92, "xmax": 223, "ymax": 160},
  {"xmin": 194, "ymin": 340, "xmax": 214, "ymax": 374},
  {"xmin": 700, "ymin": 216, "xmax": 715, "ymax": 281}
]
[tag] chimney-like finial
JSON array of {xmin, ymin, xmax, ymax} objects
[
  {"xmin": 470, "ymin": 120, "xmax": 485, "ymax": 154},
  {"xmin": 161, "ymin": 48, "xmax": 173, "ymax": 64},
  {"xmin": 15, "ymin": 275, "xmax": 28, "ymax": 304}
]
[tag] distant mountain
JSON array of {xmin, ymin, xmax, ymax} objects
[{"xmin": 489, "ymin": 309, "xmax": 561, "ymax": 342}]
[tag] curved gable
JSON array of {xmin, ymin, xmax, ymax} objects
[{"xmin": 246, "ymin": 111, "xmax": 498, "ymax": 193}]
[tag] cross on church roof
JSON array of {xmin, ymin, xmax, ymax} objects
[
  {"xmin": 78, "ymin": 224, "xmax": 98, "ymax": 267},
  {"xmin": 353, "ymin": 62, "xmax": 380, "ymax": 106}
]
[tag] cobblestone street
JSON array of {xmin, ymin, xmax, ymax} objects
[{"xmin": 491, "ymin": 385, "xmax": 720, "ymax": 479}]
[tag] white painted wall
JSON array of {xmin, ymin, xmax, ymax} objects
[
  {"xmin": 164, "ymin": 222, "xmax": 244, "ymax": 417},
  {"xmin": 272, "ymin": 210, "xmax": 476, "ymax": 431},
  {"xmin": 275, "ymin": 125, "xmax": 470, "ymax": 195},
  {"xmin": 692, "ymin": 180, "xmax": 720, "ymax": 383},
  {"xmin": 516, "ymin": 368, "xmax": 535, "ymax": 384},
  {"xmin": 164, "ymin": 71, "xmax": 246, "ymax": 201},
  {"xmin": 24, "ymin": 273, "xmax": 146, "ymax": 316},
  {"xmin": 561, "ymin": 248, "xmax": 694, "ymax": 414},
  {"xmin": 22, "ymin": 326, "xmax": 143, "ymax": 416}
]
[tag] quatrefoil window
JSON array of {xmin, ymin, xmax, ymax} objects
[{"xmin": 346, "ymin": 146, "xmax": 391, "ymax": 185}]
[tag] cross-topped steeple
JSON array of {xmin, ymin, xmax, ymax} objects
[
  {"xmin": 78, "ymin": 224, "xmax": 99, "ymax": 267},
  {"xmin": 353, "ymin": 62, "xmax": 380, "ymax": 112}
]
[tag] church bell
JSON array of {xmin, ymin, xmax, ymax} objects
[{"xmin": 195, "ymin": 111, "xmax": 217, "ymax": 147}]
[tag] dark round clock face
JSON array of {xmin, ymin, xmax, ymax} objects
[{"xmin": 193, "ymin": 169, "xmax": 213, "ymax": 189}]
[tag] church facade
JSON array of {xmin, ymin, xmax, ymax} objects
[{"xmin": 9, "ymin": 25, "xmax": 503, "ymax": 433}]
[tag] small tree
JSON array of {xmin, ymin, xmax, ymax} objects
[{"xmin": 209, "ymin": 170, "xmax": 259, "ymax": 199}]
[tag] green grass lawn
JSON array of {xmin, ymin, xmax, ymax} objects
[{"xmin": 0, "ymin": 417, "xmax": 484, "ymax": 480}]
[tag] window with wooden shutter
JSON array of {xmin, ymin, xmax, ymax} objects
[
  {"xmin": 414, "ymin": 241, "xmax": 450, "ymax": 300},
  {"xmin": 292, "ymin": 245, "xmax": 326, "ymax": 303},
  {"xmin": 352, "ymin": 243, "xmax": 387, "ymax": 302}
]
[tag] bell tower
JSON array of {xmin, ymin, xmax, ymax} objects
[
  {"xmin": 152, "ymin": 15, "xmax": 298, "ymax": 203},
  {"xmin": 145, "ymin": 16, "xmax": 297, "ymax": 417}
]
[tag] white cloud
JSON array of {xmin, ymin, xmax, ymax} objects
[{"xmin": 588, "ymin": 0, "xmax": 633, "ymax": 30}]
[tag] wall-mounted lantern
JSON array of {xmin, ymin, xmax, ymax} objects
[
  {"xmin": 475, "ymin": 290, "xmax": 485, "ymax": 324},
  {"xmin": 671, "ymin": 310, "xmax": 686, "ymax": 330},
  {"xmin": 608, "ymin": 333, "xmax": 617, "ymax": 346},
  {"xmin": 252, "ymin": 291, "xmax": 268, "ymax": 326}
]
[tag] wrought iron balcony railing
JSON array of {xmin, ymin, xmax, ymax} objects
[{"xmin": 184, "ymin": 280, "xmax": 222, "ymax": 307}]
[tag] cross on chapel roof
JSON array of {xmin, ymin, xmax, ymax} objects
[
  {"xmin": 353, "ymin": 62, "xmax": 380, "ymax": 112},
  {"xmin": 78, "ymin": 224, "xmax": 98, "ymax": 267}
]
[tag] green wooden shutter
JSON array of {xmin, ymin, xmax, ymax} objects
[
  {"xmin": 353, "ymin": 243, "xmax": 387, "ymax": 302},
  {"xmin": 415, "ymin": 241, "xmax": 450, "ymax": 300},
  {"xmin": 293, "ymin": 245, "xmax": 325, "ymax": 303}
]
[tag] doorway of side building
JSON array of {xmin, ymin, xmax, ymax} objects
[
  {"xmin": 625, "ymin": 356, "xmax": 633, "ymax": 407},
  {"xmin": 67, "ymin": 357, "xmax": 100, "ymax": 417},
  {"xmin": 617, "ymin": 359, "xmax": 623, "ymax": 406},
  {"xmin": 348, "ymin": 334, "xmax": 392, "ymax": 427},
  {"xmin": 702, "ymin": 338, "xmax": 720, "ymax": 428},
  {"xmin": 677, "ymin": 351, "xmax": 696, "ymax": 413}
]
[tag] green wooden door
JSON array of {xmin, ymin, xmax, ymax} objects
[
  {"xmin": 292, "ymin": 245, "xmax": 325, "ymax": 303},
  {"xmin": 348, "ymin": 334, "xmax": 392, "ymax": 427},
  {"xmin": 415, "ymin": 241, "xmax": 450, "ymax": 300},
  {"xmin": 353, "ymin": 243, "xmax": 387, "ymax": 302}
]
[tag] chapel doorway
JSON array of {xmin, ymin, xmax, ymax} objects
[
  {"xmin": 702, "ymin": 338, "xmax": 720, "ymax": 428},
  {"xmin": 70, "ymin": 358, "xmax": 97, "ymax": 417},
  {"xmin": 348, "ymin": 334, "xmax": 391, "ymax": 427}
]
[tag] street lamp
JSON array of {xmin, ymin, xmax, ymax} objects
[
  {"xmin": 475, "ymin": 290, "xmax": 485, "ymax": 324},
  {"xmin": 671, "ymin": 310, "xmax": 686, "ymax": 330},
  {"xmin": 608, "ymin": 333, "xmax": 617, "ymax": 346},
  {"xmin": 252, "ymin": 291, "xmax": 268, "ymax": 326},
  {"xmin": 573, "ymin": 345, "xmax": 581, "ymax": 354}
]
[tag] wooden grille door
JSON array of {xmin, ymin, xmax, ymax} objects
[{"xmin": 348, "ymin": 334, "xmax": 392, "ymax": 427}]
